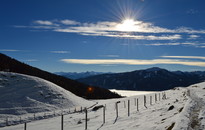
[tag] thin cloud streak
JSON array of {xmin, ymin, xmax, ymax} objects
[
  {"xmin": 60, "ymin": 20, "xmax": 80, "ymax": 25},
  {"xmin": 99, "ymin": 55, "xmax": 120, "ymax": 58},
  {"xmin": 142, "ymin": 42, "xmax": 205, "ymax": 48},
  {"xmin": 34, "ymin": 20, "xmax": 58, "ymax": 26},
  {"xmin": 56, "ymin": 28, "xmax": 181, "ymax": 40},
  {"xmin": 144, "ymin": 42, "xmax": 196, "ymax": 46},
  {"xmin": 0, "ymin": 49, "xmax": 21, "ymax": 52},
  {"xmin": 188, "ymin": 35, "xmax": 200, "ymax": 39},
  {"xmin": 60, "ymin": 59, "xmax": 205, "ymax": 67},
  {"xmin": 50, "ymin": 51, "xmax": 70, "ymax": 54},
  {"xmin": 161, "ymin": 56, "xmax": 205, "ymax": 60},
  {"xmin": 24, "ymin": 59, "xmax": 38, "ymax": 62}
]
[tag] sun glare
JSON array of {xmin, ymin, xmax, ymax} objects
[{"xmin": 116, "ymin": 19, "xmax": 136, "ymax": 32}]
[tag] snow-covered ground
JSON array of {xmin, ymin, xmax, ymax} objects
[
  {"xmin": 1, "ymin": 72, "xmax": 205, "ymax": 130},
  {"xmin": 0, "ymin": 72, "xmax": 95, "ymax": 127},
  {"xmin": 110, "ymin": 89, "xmax": 155, "ymax": 97}
]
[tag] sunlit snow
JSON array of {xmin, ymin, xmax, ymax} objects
[{"xmin": 0, "ymin": 72, "xmax": 205, "ymax": 130}]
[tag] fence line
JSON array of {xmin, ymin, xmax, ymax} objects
[
  {"xmin": 1, "ymin": 92, "xmax": 167, "ymax": 130},
  {"xmin": 0, "ymin": 105, "xmax": 87, "ymax": 127}
]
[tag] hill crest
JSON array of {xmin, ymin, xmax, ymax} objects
[{"xmin": 0, "ymin": 53, "xmax": 121, "ymax": 99}]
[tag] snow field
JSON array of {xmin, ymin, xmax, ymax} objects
[
  {"xmin": 1, "ymin": 71, "xmax": 205, "ymax": 130},
  {"xmin": 1, "ymin": 90, "xmax": 186, "ymax": 130},
  {"xmin": 110, "ymin": 89, "xmax": 155, "ymax": 97}
]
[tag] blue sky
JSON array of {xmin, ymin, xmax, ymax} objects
[{"xmin": 1, "ymin": 0, "xmax": 205, "ymax": 72}]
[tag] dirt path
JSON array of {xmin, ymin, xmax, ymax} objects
[{"xmin": 188, "ymin": 89, "xmax": 204, "ymax": 130}]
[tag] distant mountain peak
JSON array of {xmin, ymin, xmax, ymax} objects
[{"xmin": 145, "ymin": 67, "xmax": 165, "ymax": 72}]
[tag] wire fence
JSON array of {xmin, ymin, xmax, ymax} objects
[
  {"xmin": 0, "ymin": 106, "xmax": 85, "ymax": 127},
  {"xmin": 0, "ymin": 92, "xmax": 168, "ymax": 130}
]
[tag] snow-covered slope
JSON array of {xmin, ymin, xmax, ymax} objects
[
  {"xmin": 1, "ymin": 73, "xmax": 205, "ymax": 129},
  {"xmin": 0, "ymin": 72, "xmax": 94, "ymax": 121},
  {"xmin": 110, "ymin": 89, "xmax": 155, "ymax": 97}
]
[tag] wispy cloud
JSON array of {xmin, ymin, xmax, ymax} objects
[
  {"xmin": 56, "ymin": 27, "xmax": 182, "ymax": 40},
  {"xmin": 144, "ymin": 42, "xmax": 196, "ymax": 46},
  {"xmin": 99, "ymin": 55, "xmax": 120, "ymax": 58},
  {"xmin": 24, "ymin": 59, "xmax": 38, "ymax": 62},
  {"xmin": 0, "ymin": 49, "xmax": 21, "ymax": 52},
  {"xmin": 60, "ymin": 20, "xmax": 80, "ymax": 25},
  {"xmin": 60, "ymin": 58, "xmax": 205, "ymax": 67},
  {"xmin": 50, "ymin": 51, "xmax": 70, "ymax": 54},
  {"xmin": 187, "ymin": 9, "xmax": 199, "ymax": 15},
  {"xmin": 161, "ymin": 56, "xmax": 205, "ymax": 60},
  {"xmin": 15, "ymin": 19, "xmax": 205, "ymax": 41},
  {"xmin": 34, "ymin": 20, "xmax": 58, "ymax": 26},
  {"xmin": 141, "ymin": 42, "xmax": 205, "ymax": 48},
  {"xmin": 188, "ymin": 35, "xmax": 200, "ymax": 39}
]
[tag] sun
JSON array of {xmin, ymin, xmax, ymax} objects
[{"xmin": 116, "ymin": 19, "xmax": 136, "ymax": 32}]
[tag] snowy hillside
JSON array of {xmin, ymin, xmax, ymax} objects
[
  {"xmin": 110, "ymin": 89, "xmax": 155, "ymax": 97},
  {"xmin": 0, "ymin": 72, "xmax": 95, "ymax": 125},
  {"xmin": 1, "ymin": 79, "xmax": 205, "ymax": 130}
]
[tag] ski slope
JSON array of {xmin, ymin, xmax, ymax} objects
[{"xmin": 1, "ymin": 72, "xmax": 205, "ymax": 130}]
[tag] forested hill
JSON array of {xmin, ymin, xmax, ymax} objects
[{"xmin": 0, "ymin": 53, "xmax": 121, "ymax": 99}]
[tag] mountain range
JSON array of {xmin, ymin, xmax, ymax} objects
[
  {"xmin": 0, "ymin": 53, "xmax": 121, "ymax": 99},
  {"xmin": 55, "ymin": 71, "xmax": 107, "ymax": 80},
  {"xmin": 77, "ymin": 67, "xmax": 205, "ymax": 91}
]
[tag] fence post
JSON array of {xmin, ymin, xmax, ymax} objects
[
  {"xmin": 150, "ymin": 96, "xmax": 152, "ymax": 105},
  {"xmin": 116, "ymin": 102, "xmax": 119, "ymax": 118},
  {"xmin": 44, "ymin": 113, "xmax": 46, "ymax": 118},
  {"xmin": 187, "ymin": 90, "xmax": 190, "ymax": 96},
  {"xmin": 155, "ymin": 93, "xmax": 157, "ymax": 102},
  {"xmin": 61, "ymin": 115, "xmax": 64, "ymax": 130},
  {"xmin": 164, "ymin": 92, "xmax": 167, "ymax": 99},
  {"xmin": 19, "ymin": 117, "xmax": 21, "ymax": 123},
  {"xmin": 34, "ymin": 113, "xmax": 35, "ymax": 120},
  {"xmin": 128, "ymin": 100, "xmax": 130, "ymax": 116},
  {"xmin": 6, "ymin": 117, "xmax": 8, "ymax": 126},
  {"xmin": 163, "ymin": 92, "xmax": 167, "ymax": 100},
  {"xmin": 85, "ymin": 108, "xmax": 88, "ymax": 130},
  {"xmin": 144, "ymin": 95, "xmax": 147, "ymax": 108},
  {"xmin": 137, "ymin": 98, "xmax": 139, "ymax": 111},
  {"xmin": 24, "ymin": 122, "xmax": 27, "ymax": 130},
  {"xmin": 103, "ymin": 105, "xmax": 105, "ymax": 124}
]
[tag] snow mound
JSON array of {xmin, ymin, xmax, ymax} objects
[{"xmin": 0, "ymin": 72, "xmax": 94, "ymax": 116}]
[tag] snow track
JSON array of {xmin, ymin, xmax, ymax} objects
[{"xmin": 187, "ymin": 87, "xmax": 205, "ymax": 130}]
